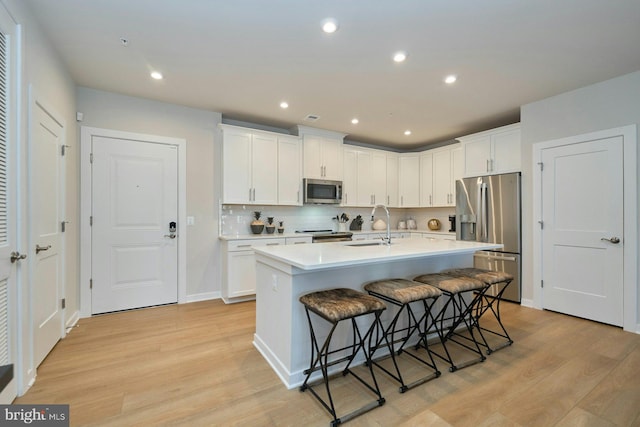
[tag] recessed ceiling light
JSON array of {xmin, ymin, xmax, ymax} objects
[
  {"xmin": 322, "ymin": 18, "xmax": 339, "ymax": 33},
  {"xmin": 404, "ymin": 130, "xmax": 412, "ymax": 136},
  {"xmin": 444, "ymin": 74, "xmax": 457, "ymax": 84},
  {"xmin": 280, "ymin": 101, "xmax": 289, "ymax": 109},
  {"xmin": 393, "ymin": 51, "xmax": 408, "ymax": 63},
  {"xmin": 150, "ymin": 71, "xmax": 163, "ymax": 80},
  {"xmin": 351, "ymin": 118, "xmax": 359, "ymax": 124}
]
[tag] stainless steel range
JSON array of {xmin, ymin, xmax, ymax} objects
[{"xmin": 296, "ymin": 229, "xmax": 353, "ymax": 243}]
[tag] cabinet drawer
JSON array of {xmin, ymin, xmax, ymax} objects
[
  {"xmin": 227, "ymin": 238, "xmax": 284, "ymax": 251},
  {"xmin": 286, "ymin": 236, "xmax": 312, "ymax": 245}
]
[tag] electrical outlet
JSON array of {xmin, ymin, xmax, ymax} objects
[{"xmin": 271, "ymin": 274, "xmax": 278, "ymax": 291}]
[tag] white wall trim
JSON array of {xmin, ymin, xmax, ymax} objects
[
  {"xmin": 532, "ymin": 124, "xmax": 637, "ymax": 333},
  {"xmin": 79, "ymin": 127, "xmax": 187, "ymax": 318},
  {"xmin": 185, "ymin": 291, "xmax": 221, "ymax": 304}
]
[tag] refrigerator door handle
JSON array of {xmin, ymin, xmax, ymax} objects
[{"xmin": 480, "ymin": 182, "xmax": 488, "ymax": 241}]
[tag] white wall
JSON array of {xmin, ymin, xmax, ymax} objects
[
  {"xmin": 76, "ymin": 87, "xmax": 222, "ymax": 300},
  {"xmin": 520, "ymin": 70, "xmax": 640, "ymax": 321}
]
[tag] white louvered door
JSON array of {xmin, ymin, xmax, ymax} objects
[{"xmin": 0, "ymin": 4, "xmax": 18, "ymax": 404}]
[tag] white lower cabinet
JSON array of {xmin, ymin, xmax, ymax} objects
[
  {"xmin": 222, "ymin": 238, "xmax": 284, "ymax": 303},
  {"xmin": 222, "ymin": 236, "xmax": 312, "ymax": 303}
]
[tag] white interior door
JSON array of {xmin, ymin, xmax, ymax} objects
[
  {"xmin": 91, "ymin": 137, "xmax": 178, "ymax": 314},
  {"xmin": 31, "ymin": 100, "xmax": 64, "ymax": 368},
  {"xmin": 541, "ymin": 136, "xmax": 623, "ymax": 326}
]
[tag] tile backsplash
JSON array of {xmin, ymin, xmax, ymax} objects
[{"xmin": 220, "ymin": 204, "xmax": 455, "ymax": 235}]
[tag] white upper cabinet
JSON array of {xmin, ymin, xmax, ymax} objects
[
  {"xmin": 277, "ymin": 135, "xmax": 302, "ymax": 205},
  {"xmin": 298, "ymin": 126, "xmax": 345, "ymax": 180},
  {"xmin": 342, "ymin": 148, "xmax": 358, "ymax": 206},
  {"xmin": 386, "ymin": 154, "xmax": 399, "ymax": 207},
  {"xmin": 431, "ymin": 144, "xmax": 462, "ymax": 207},
  {"xmin": 222, "ymin": 125, "xmax": 278, "ymax": 205},
  {"xmin": 398, "ymin": 154, "xmax": 420, "ymax": 207},
  {"xmin": 459, "ymin": 123, "xmax": 521, "ymax": 177},
  {"xmin": 342, "ymin": 147, "xmax": 388, "ymax": 207},
  {"xmin": 420, "ymin": 151, "xmax": 434, "ymax": 207},
  {"xmin": 370, "ymin": 151, "xmax": 387, "ymax": 206}
]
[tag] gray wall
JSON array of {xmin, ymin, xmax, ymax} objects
[
  {"xmin": 77, "ymin": 87, "xmax": 222, "ymax": 300},
  {"xmin": 520, "ymin": 71, "xmax": 640, "ymax": 323}
]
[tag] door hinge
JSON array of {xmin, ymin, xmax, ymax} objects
[
  {"xmin": 90, "ymin": 216, "xmax": 93, "ymax": 226},
  {"xmin": 90, "ymin": 153, "xmax": 94, "ymax": 163},
  {"xmin": 537, "ymin": 162, "xmax": 543, "ymax": 171},
  {"xmin": 61, "ymin": 298, "xmax": 66, "ymax": 309},
  {"xmin": 538, "ymin": 220, "xmax": 544, "ymax": 229},
  {"xmin": 89, "ymin": 278, "xmax": 93, "ymax": 289},
  {"xmin": 541, "ymin": 279, "xmax": 544, "ymax": 288},
  {"xmin": 61, "ymin": 145, "xmax": 70, "ymax": 156}
]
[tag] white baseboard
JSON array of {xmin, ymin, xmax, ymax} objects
[
  {"xmin": 65, "ymin": 310, "xmax": 80, "ymax": 332},
  {"xmin": 185, "ymin": 291, "xmax": 221, "ymax": 303},
  {"xmin": 520, "ymin": 298, "xmax": 536, "ymax": 308}
]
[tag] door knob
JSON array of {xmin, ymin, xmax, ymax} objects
[
  {"xmin": 164, "ymin": 233, "xmax": 176, "ymax": 239},
  {"xmin": 36, "ymin": 244, "xmax": 52, "ymax": 254},
  {"xmin": 601, "ymin": 237, "xmax": 620, "ymax": 244},
  {"xmin": 10, "ymin": 251, "xmax": 27, "ymax": 263}
]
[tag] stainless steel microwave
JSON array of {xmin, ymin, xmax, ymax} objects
[{"xmin": 303, "ymin": 178, "xmax": 342, "ymax": 204}]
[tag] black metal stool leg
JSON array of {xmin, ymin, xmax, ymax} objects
[{"xmin": 299, "ymin": 288, "xmax": 387, "ymax": 426}]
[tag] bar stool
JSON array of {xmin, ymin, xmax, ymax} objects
[
  {"xmin": 299, "ymin": 288, "xmax": 387, "ymax": 426},
  {"xmin": 442, "ymin": 268, "xmax": 514, "ymax": 354},
  {"xmin": 363, "ymin": 278, "xmax": 443, "ymax": 393},
  {"xmin": 412, "ymin": 273, "xmax": 487, "ymax": 372}
]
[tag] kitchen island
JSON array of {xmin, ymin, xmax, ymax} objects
[{"xmin": 252, "ymin": 238, "xmax": 502, "ymax": 388}]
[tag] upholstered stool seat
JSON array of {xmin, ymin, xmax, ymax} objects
[
  {"xmin": 442, "ymin": 268, "xmax": 514, "ymax": 354},
  {"xmin": 364, "ymin": 278, "xmax": 443, "ymax": 392},
  {"xmin": 413, "ymin": 273, "xmax": 488, "ymax": 372},
  {"xmin": 300, "ymin": 288, "xmax": 386, "ymax": 323},
  {"xmin": 299, "ymin": 288, "xmax": 386, "ymax": 426}
]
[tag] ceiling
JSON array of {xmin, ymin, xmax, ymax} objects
[{"xmin": 24, "ymin": 0, "xmax": 640, "ymax": 150}]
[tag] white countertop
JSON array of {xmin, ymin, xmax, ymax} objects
[
  {"xmin": 219, "ymin": 229, "xmax": 455, "ymax": 241},
  {"xmin": 253, "ymin": 238, "xmax": 501, "ymax": 271}
]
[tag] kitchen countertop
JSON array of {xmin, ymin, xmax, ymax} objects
[
  {"xmin": 253, "ymin": 238, "xmax": 501, "ymax": 271},
  {"xmin": 219, "ymin": 229, "xmax": 455, "ymax": 240}
]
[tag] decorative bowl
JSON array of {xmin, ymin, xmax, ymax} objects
[{"xmin": 427, "ymin": 219, "xmax": 441, "ymax": 230}]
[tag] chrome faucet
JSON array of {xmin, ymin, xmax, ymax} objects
[{"xmin": 371, "ymin": 204, "xmax": 391, "ymax": 245}]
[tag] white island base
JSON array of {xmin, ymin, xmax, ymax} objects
[{"xmin": 252, "ymin": 238, "xmax": 502, "ymax": 389}]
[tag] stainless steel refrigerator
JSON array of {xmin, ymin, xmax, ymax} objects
[{"xmin": 456, "ymin": 172, "xmax": 521, "ymax": 302}]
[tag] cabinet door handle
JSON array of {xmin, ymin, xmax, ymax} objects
[
  {"xmin": 387, "ymin": 195, "xmax": 390, "ymax": 205},
  {"xmin": 266, "ymin": 243, "xmax": 281, "ymax": 246},
  {"xmin": 401, "ymin": 195, "xmax": 404, "ymax": 206},
  {"xmin": 486, "ymin": 159, "xmax": 490, "ymax": 172},
  {"xmin": 237, "ymin": 244, "xmax": 252, "ymax": 248}
]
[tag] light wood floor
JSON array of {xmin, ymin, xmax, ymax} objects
[{"xmin": 15, "ymin": 299, "xmax": 640, "ymax": 426}]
